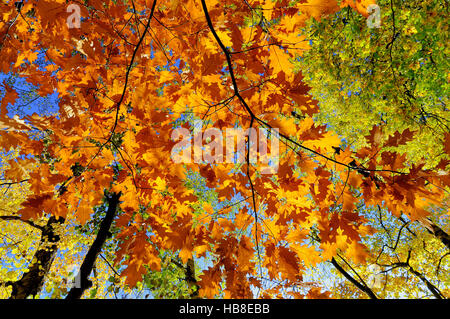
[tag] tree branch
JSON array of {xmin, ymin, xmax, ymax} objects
[
  {"xmin": 200, "ymin": 0, "xmax": 410, "ymax": 180},
  {"xmin": 186, "ymin": 258, "xmax": 199, "ymax": 299},
  {"xmin": 425, "ymin": 220, "xmax": 450, "ymax": 250},
  {"xmin": 330, "ymin": 257, "xmax": 378, "ymax": 299},
  {"xmin": 378, "ymin": 250, "xmax": 445, "ymax": 299},
  {"xmin": 65, "ymin": 192, "xmax": 121, "ymax": 299},
  {"xmin": 407, "ymin": 265, "xmax": 445, "ymax": 299},
  {"xmin": 0, "ymin": 215, "xmax": 43, "ymax": 231}
]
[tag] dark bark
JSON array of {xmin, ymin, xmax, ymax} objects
[
  {"xmin": 401, "ymin": 216, "xmax": 450, "ymax": 250},
  {"xmin": 331, "ymin": 257, "xmax": 378, "ymax": 299},
  {"xmin": 0, "ymin": 215, "xmax": 43, "ymax": 230},
  {"xmin": 378, "ymin": 250, "xmax": 445, "ymax": 299},
  {"xmin": 65, "ymin": 192, "xmax": 121, "ymax": 299},
  {"xmin": 8, "ymin": 216, "xmax": 64, "ymax": 299},
  {"xmin": 186, "ymin": 258, "xmax": 199, "ymax": 298},
  {"xmin": 408, "ymin": 265, "xmax": 444, "ymax": 299},
  {"xmin": 427, "ymin": 221, "xmax": 450, "ymax": 251}
]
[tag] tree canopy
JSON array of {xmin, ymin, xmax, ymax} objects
[
  {"xmin": 299, "ymin": 0, "xmax": 449, "ymax": 168},
  {"xmin": 0, "ymin": 0, "xmax": 448, "ymax": 299}
]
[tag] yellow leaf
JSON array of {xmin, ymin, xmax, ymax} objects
[
  {"xmin": 179, "ymin": 247, "xmax": 193, "ymax": 264},
  {"xmin": 158, "ymin": 70, "xmax": 174, "ymax": 83},
  {"xmin": 77, "ymin": 202, "xmax": 92, "ymax": 224},
  {"xmin": 290, "ymin": 243, "xmax": 322, "ymax": 267}
]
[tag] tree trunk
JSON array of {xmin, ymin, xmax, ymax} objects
[
  {"xmin": 9, "ymin": 216, "xmax": 64, "ymax": 299},
  {"xmin": 427, "ymin": 222, "xmax": 450, "ymax": 250},
  {"xmin": 65, "ymin": 192, "xmax": 121, "ymax": 299}
]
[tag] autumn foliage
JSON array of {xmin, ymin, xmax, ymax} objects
[{"xmin": 0, "ymin": 0, "xmax": 448, "ymax": 299}]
